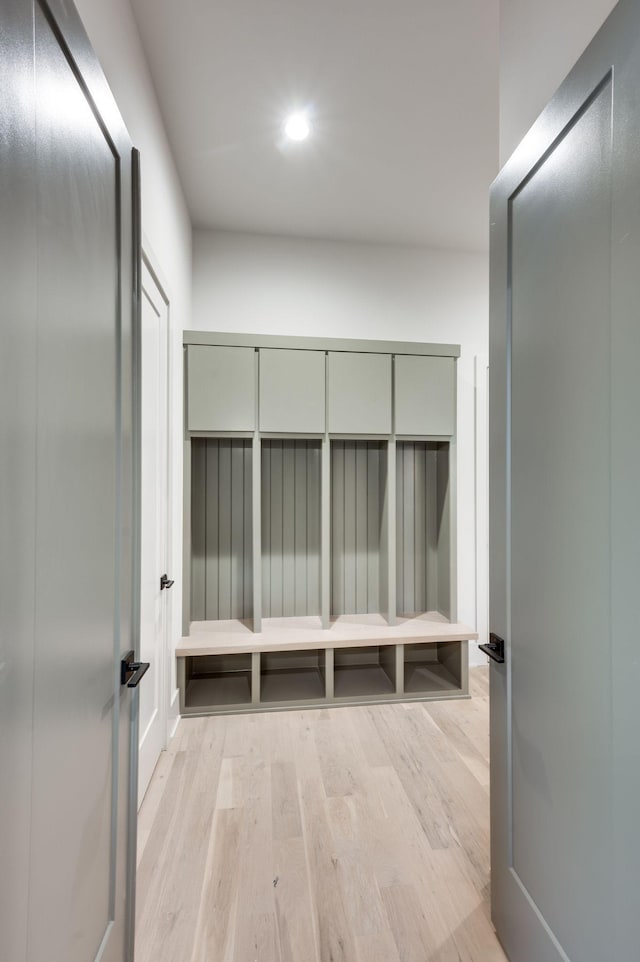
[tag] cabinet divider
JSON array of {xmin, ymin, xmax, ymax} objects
[
  {"xmin": 251, "ymin": 651, "xmax": 261, "ymax": 704},
  {"xmin": 395, "ymin": 644, "xmax": 404, "ymax": 695},
  {"xmin": 321, "ymin": 430, "xmax": 331, "ymax": 629},
  {"xmin": 325, "ymin": 647, "xmax": 335, "ymax": 700},
  {"xmin": 252, "ymin": 351, "xmax": 262, "ymax": 630},
  {"xmin": 385, "ymin": 438, "xmax": 397, "ymax": 625}
]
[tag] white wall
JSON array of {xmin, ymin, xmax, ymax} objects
[
  {"xmin": 193, "ymin": 229, "xmax": 489, "ymax": 663},
  {"xmin": 74, "ymin": 0, "xmax": 191, "ymax": 729},
  {"xmin": 500, "ymin": 0, "xmax": 617, "ymax": 164}
]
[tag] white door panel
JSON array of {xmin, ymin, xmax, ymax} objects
[{"xmin": 138, "ymin": 260, "xmax": 170, "ymax": 804}]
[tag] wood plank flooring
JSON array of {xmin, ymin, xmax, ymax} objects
[{"xmin": 136, "ymin": 666, "xmax": 507, "ymax": 962}]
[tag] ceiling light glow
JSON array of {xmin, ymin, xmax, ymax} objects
[{"xmin": 284, "ymin": 112, "xmax": 311, "ymax": 142}]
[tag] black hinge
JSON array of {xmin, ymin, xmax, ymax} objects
[{"xmin": 479, "ymin": 633, "xmax": 506, "ymax": 664}]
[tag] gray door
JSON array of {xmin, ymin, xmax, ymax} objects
[
  {"xmin": 489, "ymin": 1, "xmax": 640, "ymax": 959},
  {"xmin": 0, "ymin": 2, "xmax": 139, "ymax": 961}
]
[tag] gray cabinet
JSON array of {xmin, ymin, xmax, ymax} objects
[
  {"xmin": 395, "ymin": 355, "xmax": 455, "ymax": 436},
  {"xmin": 327, "ymin": 351, "xmax": 392, "ymax": 434},
  {"xmin": 187, "ymin": 344, "xmax": 255, "ymax": 432},
  {"xmin": 259, "ymin": 348, "xmax": 325, "ymax": 433},
  {"xmin": 182, "ymin": 332, "xmax": 468, "ymax": 715}
]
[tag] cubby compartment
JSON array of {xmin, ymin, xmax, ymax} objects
[
  {"xmin": 262, "ymin": 440, "xmax": 321, "ymax": 618},
  {"xmin": 404, "ymin": 641, "xmax": 463, "ymax": 694},
  {"xmin": 183, "ymin": 653, "xmax": 252, "ymax": 711},
  {"xmin": 331, "ymin": 441, "xmax": 389, "ymax": 617},
  {"xmin": 260, "ymin": 649, "xmax": 327, "ymax": 703},
  {"xmin": 396, "ymin": 441, "xmax": 451, "ymax": 619},
  {"xmin": 190, "ymin": 438, "xmax": 253, "ymax": 623},
  {"xmin": 334, "ymin": 645, "xmax": 397, "ymax": 698}
]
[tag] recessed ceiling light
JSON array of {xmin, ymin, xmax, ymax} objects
[{"xmin": 284, "ymin": 111, "xmax": 311, "ymax": 142}]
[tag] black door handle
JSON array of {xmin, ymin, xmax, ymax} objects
[
  {"xmin": 121, "ymin": 650, "xmax": 150, "ymax": 688},
  {"xmin": 160, "ymin": 573, "xmax": 174, "ymax": 590},
  {"xmin": 479, "ymin": 633, "xmax": 506, "ymax": 664}
]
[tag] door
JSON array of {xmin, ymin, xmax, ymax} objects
[
  {"xmin": 489, "ymin": 1, "xmax": 640, "ymax": 960},
  {"xmin": 0, "ymin": 2, "xmax": 139, "ymax": 961},
  {"xmin": 138, "ymin": 258, "xmax": 170, "ymax": 804}
]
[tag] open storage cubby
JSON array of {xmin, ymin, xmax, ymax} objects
[
  {"xmin": 262, "ymin": 440, "xmax": 321, "ymax": 619},
  {"xmin": 396, "ymin": 441, "xmax": 451, "ymax": 620},
  {"xmin": 177, "ymin": 618, "xmax": 473, "ymax": 715},
  {"xmin": 190, "ymin": 438, "xmax": 253, "ymax": 623},
  {"xmin": 404, "ymin": 641, "xmax": 463, "ymax": 694},
  {"xmin": 260, "ymin": 649, "xmax": 327, "ymax": 703},
  {"xmin": 182, "ymin": 653, "xmax": 252, "ymax": 710},
  {"xmin": 334, "ymin": 645, "xmax": 397, "ymax": 699},
  {"xmin": 331, "ymin": 440, "xmax": 389, "ymax": 617}
]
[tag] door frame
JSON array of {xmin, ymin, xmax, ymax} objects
[{"xmin": 140, "ymin": 239, "xmax": 174, "ymax": 754}]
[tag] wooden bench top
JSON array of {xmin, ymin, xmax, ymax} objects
[{"xmin": 177, "ymin": 611, "xmax": 478, "ymax": 657}]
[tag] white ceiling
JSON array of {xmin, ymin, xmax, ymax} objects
[{"xmin": 131, "ymin": 0, "xmax": 499, "ymax": 251}]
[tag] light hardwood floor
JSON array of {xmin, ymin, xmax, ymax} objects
[{"xmin": 136, "ymin": 666, "xmax": 507, "ymax": 962}]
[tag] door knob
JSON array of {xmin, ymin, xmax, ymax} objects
[{"xmin": 160, "ymin": 573, "xmax": 174, "ymax": 590}]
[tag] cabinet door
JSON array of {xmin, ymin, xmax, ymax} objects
[
  {"xmin": 395, "ymin": 355, "xmax": 455, "ymax": 436},
  {"xmin": 187, "ymin": 345, "xmax": 255, "ymax": 432},
  {"xmin": 259, "ymin": 348, "xmax": 325, "ymax": 433},
  {"xmin": 328, "ymin": 352, "xmax": 392, "ymax": 434}
]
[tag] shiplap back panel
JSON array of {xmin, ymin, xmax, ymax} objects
[
  {"xmin": 436, "ymin": 443, "xmax": 451, "ymax": 620},
  {"xmin": 396, "ymin": 441, "xmax": 450, "ymax": 616},
  {"xmin": 191, "ymin": 439, "xmax": 253, "ymax": 620},
  {"xmin": 262, "ymin": 440, "xmax": 321, "ymax": 617},
  {"xmin": 396, "ymin": 441, "xmax": 436, "ymax": 615},
  {"xmin": 331, "ymin": 441, "xmax": 386, "ymax": 615}
]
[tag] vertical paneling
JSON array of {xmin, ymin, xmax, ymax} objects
[
  {"xmin": 396, "ymin": 441, "xmax": 449, "ymax": 616},
  {"xmin": 282, "ymin": 442, "xmax": 296, "ymax": 612},
  {"xmin": 425, "ymin": 446, "xmax": 439, "ymax": 606},
  {"xmin": 190, "ymin": 441, "xmax": 207, "ymax": 620},
  {"xmin": 231, "ymin": 441, "xmax": 246, "ymax": 617},
  {"xmin": 261, "ymin": 441, "xmax": 271, "ymax": 617},
  {"xmin": 355, "ymin": 444, "xmax": 368, "ymax": 611},
  {"xmin": 332, "ymin": 442, "xmax": 345, "ymax": 615},
  {"xmin": 331, "ymin": 441, "xmax": 386, "ymax": 615},
  {"xmin": 217, "ymin": 441, "xmax": 232, "ymax": 617},
  {"xmin": 436, "ymin": 442, "xmax": 451, "ymax": 620},
  {"xmin": 367, "ymin": 444, "xmax": 380, "ymax": 612},
  {"xmin": 190, "ymin": 439, "xmax": 253, "ymax": 621},
  {"xmin": 413, "ymin": 443, "xmax": 426, "ymax": 611},
  {"xmin": 343, "ymin": 443, "xmax": 356, "ymax": 612},
  {"xmin": 204, "ymin": 440, "xmax": 219, "ymax": 619},
  {"xmin": 261, "ymin": 441, "xmax": 321, "ymax": 617},
  {"xmin": 294, "ymin": 442, "xmax": 308, "ymax": 616}
]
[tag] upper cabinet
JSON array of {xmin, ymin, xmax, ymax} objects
[
  {"xmin": 327, "ymin": 351, "xmax": 392, "ymax": 434},
  {"xmin": 186, "ymin": 345, "xmax": 255, "ymax": 432},
  {"xmin": 259, "ymin": 348, "xmax": 325, "ymax": 433},
  {"xmin": 395, "ymin": 355, "xmax": 455, "ymax": 436},
  {"xmin": 183, "ymin": 335, "xmax": 459, "ymax": 438}
]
